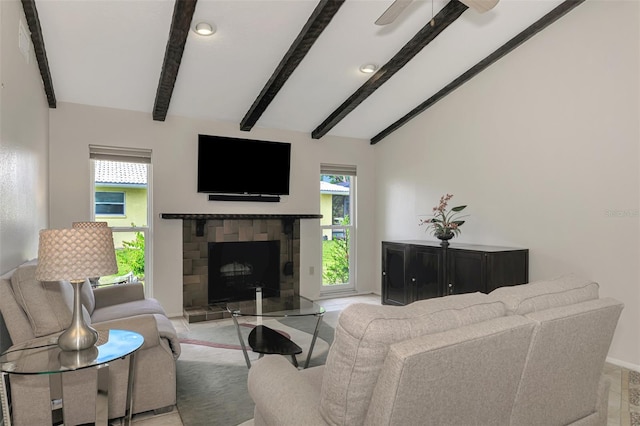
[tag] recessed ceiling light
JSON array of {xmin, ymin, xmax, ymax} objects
[
  {"xmin": 194, "ymin": 22, "xmax": 216, "ymax": 36},
  {"xmin": 359, "ymin": 64, "xmax": 378, "ymax": 74}
]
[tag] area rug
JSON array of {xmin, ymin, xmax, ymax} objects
[
  {"xmin": 629, "ymin": 369, "xmax": 640, "ymax": 425},
  {"xmin": 175, "ymin": 311, "xmax": 338, "ymax": 426}
]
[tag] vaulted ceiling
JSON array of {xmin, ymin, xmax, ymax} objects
[{"xmin": 22, "ymin": 0, "xmax": 584, "ymax": 144}]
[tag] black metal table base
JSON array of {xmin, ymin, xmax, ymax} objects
[
  {"xmin": 248, "ymin": 325, "xmax": 302, "ymax": 367},
  {"xmin": 232, "ymin": 313, "xmax": 324, "ymax": 369}
]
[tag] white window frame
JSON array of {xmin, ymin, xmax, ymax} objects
[
  {"xmin": 89, "ymin": 145, "xmax": 154, "ymax": 297},
  {"xmin": 320, "ymin": 164, "xmax": 356, "ymax": 295}
]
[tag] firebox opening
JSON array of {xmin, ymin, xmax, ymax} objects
[{"xmin": 208, "ymin": 240, "xmax": 280, "ymax": 304}]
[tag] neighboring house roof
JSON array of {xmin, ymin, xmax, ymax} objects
[
  {"xmin": 321, "ymin": 181, "xmax": 349, "ymax": 195},
  {"xmin": 95, "ymin": 160, "xmax": 147, "ymax": 185}
]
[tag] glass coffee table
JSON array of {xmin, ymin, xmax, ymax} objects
[{"xmin": 226, "ymin": 288, "xmax": 325, "ymax": 369}]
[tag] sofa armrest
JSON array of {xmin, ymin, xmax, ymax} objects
[
  {"xmin": 92, "ymin": 314, "xmax": 179, "ymax": 358},
  {"xmin": 93, "ymin": 283, "xmax": 145, "ymax": 309},
  {"xmin": 248, "ymin": 355, "xmax": 326, "ymax": 425}
]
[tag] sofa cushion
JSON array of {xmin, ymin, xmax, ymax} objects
[
  {"xmin": 0, "ymin": 268, "xmax": 36, "ymax": 344},
  {"xmin": 319, "ymin": 292, "xmax": 505, "ymax": 426},
  {"xmin": 10, "ymin": 264, "xmax": 73, "ymax": 337},
  {"xmin": 365, "ymin": 316, "xmax": 536, "ymax": 426},
  {"xmin": 488, "ymin": 273, "xmax": 599, "ymax": 315},
  {"xmin": 90, "ymin": 298, "xmax": 167, "ymax": 323},
  {"xmin": 509, "ymin": 298, "xmax": 623, "ymax": 425}
]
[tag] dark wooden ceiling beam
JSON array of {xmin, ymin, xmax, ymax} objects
[
  {"xmin": 370, "ymin": 0, "xmax": 586, "ymax": 144},
  {"xmin": 311, "ymin": 0, "xmax": 468, "ymax": 140},
  {"xmin": 153, "ymin": 0, "xmax": 198, "ymax": 122},
  {"xmin": 240, "ymin": 0, "xmax": 345, "ymax": 132},
  {"xmin": 21, "ymin": 0, "xmax": 56, "ymax": 108}
]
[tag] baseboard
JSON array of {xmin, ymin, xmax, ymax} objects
[
  {"xmin": 606, "ymin": 356, "xmax": 640, "ymax": 372},
  {"xmin": 316, "ymin": 290, "xmax": 378, "ymax": 300}
]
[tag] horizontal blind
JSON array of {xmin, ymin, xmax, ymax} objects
[
  {"xmin": 89, "ymin": 145, "xmax": 152, "ymax": 164},
  {"xmin": 321, "ymin": 163, "xmax": 356, "ymax": 176}
]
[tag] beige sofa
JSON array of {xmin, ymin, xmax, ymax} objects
[
  {"xmin": 0, "ymin": 260, "xmax": 181, "ymax": 425},
  {"xmin": 247, "ymin": 274, "xmax": 623, "ymax": 426}
]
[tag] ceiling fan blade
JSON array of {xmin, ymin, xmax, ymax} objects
[
  {"xmin": 459, "ymin": 0, "xmax": 499, "ymax": 13},
  {"xmin": 375, "ymin": 0, "xmax": 414, "ymax": 25}
]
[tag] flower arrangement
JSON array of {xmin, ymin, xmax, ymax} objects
[{"xmin": 419, "ymin": 194, "xmax": 468, "ymax": 239}]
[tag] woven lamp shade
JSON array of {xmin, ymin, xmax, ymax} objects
[
  {"xmin": 35, "ymin": 228, "xmax": 118, "ymax": 282},
  {"xmin": 72, "ymin": 221, "xmax": 108, "ymax": 229}
]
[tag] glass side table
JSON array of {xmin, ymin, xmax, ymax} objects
[
  {"xmin": 227, "ymin": 288, "xmax": 325, "ymax": 369},
  {"xmin": 0, "ymin": 329, "xmax": 143, "ymax": 426}
]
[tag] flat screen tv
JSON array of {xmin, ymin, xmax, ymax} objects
[{"xmin": 197, "ymin": 134, "xmax": 291, "ymax": 196}]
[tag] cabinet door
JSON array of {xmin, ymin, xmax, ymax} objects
[
  {"xmin": 411, "ymin": 246, "xmax": 443, "ymax": 301},
  {"xmin": 447, "ymin": 250, "xmax": 485, "ymax": 295},
  {"xmin": 382, "ymin": 243, "xmax": 411, "ymax": 305},
  {"xmin": 485, "ymin": 250, "xmax": 529, "ymax": 292}
]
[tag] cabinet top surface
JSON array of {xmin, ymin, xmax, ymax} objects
[{"xmin": 383, "ymin": 240, "xmax": 528, "ymax": 252}]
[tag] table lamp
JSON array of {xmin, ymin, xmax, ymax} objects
[
  {"xmin": 72, "ymin": 221, "xmax": 110, "ymax": 288},
  {"xmin": 35, "ymin": 226, "xmax": 118, "ymax": 351}
]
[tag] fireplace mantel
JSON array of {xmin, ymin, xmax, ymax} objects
[{"xmin": 160, "ymin": 213, "xmax": 322, "ymax": 220}]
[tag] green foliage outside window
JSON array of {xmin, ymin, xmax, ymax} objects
[
  {"xmin": 322, "ymin": 216, "xmax": 350, "ymax": 285},
  {"xmin": 116, "ymin": 231, "xmax": 145, "ymax": 279},
  {"xmin": 327, "ymin": 175, "xmax": 346, "ymax": 184}
]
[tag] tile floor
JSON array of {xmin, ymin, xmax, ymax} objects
[
  {"xmin": 606, "ymin": 361, "xmax": 638, "ymax": 426},
  {"xmin": 130, "ymin": 293, "xmax": 635, "ymax": 426}
]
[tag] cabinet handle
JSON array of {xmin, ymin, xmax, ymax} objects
[
  {"xmin": 411, "ymin": 278, "xmax": 416, "ymax": 282},
  {"xmin": 382, "ymin": 271, "xmax": 386, "ymax": 276}
]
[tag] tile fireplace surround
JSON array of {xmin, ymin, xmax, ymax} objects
[{"xmin": 161, "ymin": 213, "xmax": 321, "ymax": 323}]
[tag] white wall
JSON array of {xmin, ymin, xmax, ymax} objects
[
  {"xmin": 0, "ymin": 0, "xmax": 50, "ymax": 353},
  {"xmin": 374, "ymin": 1, "xmax": 640, "ymax": 368},
  {"xmin": 48, "ymin": 103, "xmax": 377, "ymax": 317}
]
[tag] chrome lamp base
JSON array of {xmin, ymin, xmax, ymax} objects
[{"xmin": 58, "ymin": 279, "xmax": 98, "ymax": 351}]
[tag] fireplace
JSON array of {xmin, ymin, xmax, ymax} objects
[
  {"xmin": 208, "ymin": 240, "xmax": 281, "ymax": 303},
  {"xmin": 164, "ymin": 213, "xmax": 321, "ymax": 323}
]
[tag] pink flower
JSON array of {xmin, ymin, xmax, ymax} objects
[{"xmin": 419, "ymin": 194, "xmax": 468, "ymax": 238}]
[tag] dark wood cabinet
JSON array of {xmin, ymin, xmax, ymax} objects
[{"xmin": 381, "ymin": 240, "xmax": 528, "ymax": 305}]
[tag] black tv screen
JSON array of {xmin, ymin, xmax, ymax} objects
[{"xmin": 197, "ymin": 134, "xmax": 291, "ymax": 195}]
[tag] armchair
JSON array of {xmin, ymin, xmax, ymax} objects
[{"xmin": 0, "ymin": 260, "xmax": 180, "ymax": 425}]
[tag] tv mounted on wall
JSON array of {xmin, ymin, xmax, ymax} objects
[{"xmin": 197, "ymin": 134, "xmax": 291, "ymax": 202}]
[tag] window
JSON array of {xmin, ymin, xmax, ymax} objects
[
  {"xmin": 320, "ymin": 164, "xmax": 356, "ymax": 293},
  {"xmin": 90, "ymin": 145, "xmax": 153, "ymax": 296},
  {"xmin": 95, "ymin": 191, "xmax": 125, "ymax": 215}
]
